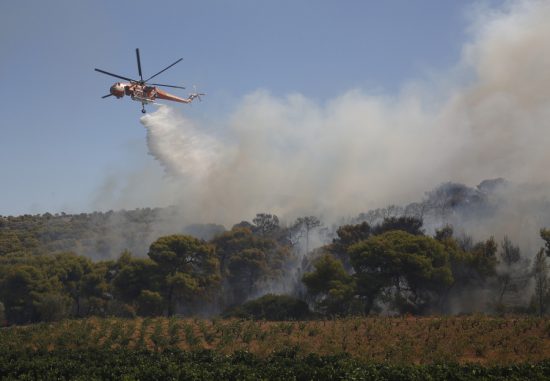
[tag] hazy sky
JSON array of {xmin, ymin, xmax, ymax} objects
[{"xmin": 0, "ymin": 0, "xmax": 501, "ymax": 216}]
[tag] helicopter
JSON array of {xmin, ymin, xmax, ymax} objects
[{"xmin": 95, "ymin": 48, "xmax": 205, "ymax": 113}]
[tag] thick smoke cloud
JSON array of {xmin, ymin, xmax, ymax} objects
[{"xmin": 108, "ymin": 1, "xmax": 549, "ymax": 251}]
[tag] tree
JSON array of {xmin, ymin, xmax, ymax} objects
[
  {"xmin": 292, "ymin": 216, "xmax": 322, "ymax": 254},
  {"xmin": 252, "ymin": 213, "xmax": 280, "ymax": 236},
  {"xmin": 212, "ymin": 227, "xmax": 288, "ymax": 306},
  {"xmin": 533, "ymin": 248, "xmax": 548, "ymax": 316},
  {"xmin": 0, "ymin": 265, "xmax": 54, "ymax": 324},
  {"xmin": 500, "ymin": 236, "xmax": 521, "ymax": 266},
  {"xmin": 349, "ymin": 231, "xmax": 453, "ymax": 314},
  {"xmin": 469, "ymin": 237, "xmax": 498, "ymax": 280},
  {"xmin": 495, "ymin": 236, "xmax": 529, "ymax": 310},
  {"xmin": 435, "ymin": 225, "xmax": 454, "ymax": 242},
  {"xmin": 404, "ymin": 202, "xmax": 430, "ymax": 221},
  {"xmin": 80, "ymin": 262, "xmax": 111, "ymax": 315},
  {"xmin": 227, "ymin": 249, "xmax": 268, "ymax": 301},
  {"xmin": 328, "ymin": 222, "xmax": 371, "ymax": 270},
  {"xmin": 136, "ymin": 290, "xmax": 164, "ymax": 317},
  {"xmin": 333, "ymin": 222, "xmax": 371, "ymax": 248},
  {"xmin": 302, "ymin": 254, "xmax": 357, "ymax": 315},
  {"xmin": 435, "ymin": 232, "xmax": 499, "ymax": 313},
  {"xmin": 148, "ymin": 235, "xmax": 220, "ymax": 316},
  {"xmin": 531, "ymin": 229, "xmax": 550, "ymax": 316},
  {"xmin": 0, "ymin": 231, "xmax": 25, "ymax": 255},
  {"xmin": 112, "ymin": 255, "xmax": 160, "ymax": 305},
  {"xmin": 372, "ymin": 216, "xmax": 424, "ymax": 236},
  {"xmin": 49, "ymin": 252, "xmax": 92, "ymax": 316},
  {"xmin": 33, "ymin": 292, "xmax": 71, "ymax": 322}
]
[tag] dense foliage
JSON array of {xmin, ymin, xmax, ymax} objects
[
  {"xmin": 1, "ymin": 204, "xmax": 549, "ymax": 324},
  {"xmin": 0, "ymin": 213, "xmax": 292, "ymax": 324},
  {"xmin": 301, "ymin": 221, "xmax": 545, "ymax": 317},
  {"xmin": 2, "ymin": 349, "xmax": 550, "ymax": 381}
]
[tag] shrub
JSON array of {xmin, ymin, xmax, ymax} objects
[{"xmin": 223, "ymin": 294, "xmax": 311, "ymax": 320}]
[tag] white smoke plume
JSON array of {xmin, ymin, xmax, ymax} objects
[{"xmin": 131, "ymin": 1, "xmax": 550, "ymax": 251}]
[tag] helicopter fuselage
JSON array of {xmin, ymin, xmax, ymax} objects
[{"xmin": 109, "ymin": 82, "xmax": 190, "ymax": 104}]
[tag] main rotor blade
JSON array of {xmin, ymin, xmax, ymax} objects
[
  {"xmin": 102, "ymin": 94, "xmax": 113, "ymax": 99},
  {"xmin": 136, "ymin": 48, "xmax": 143, "ymax": 81},
  {"xmin": 95, "ymin": 68, "xmax": 135, "ymax": 82},
  {"xmin": 144, "ymin": 58, "xmax": 183, "ymax": 82},
  {"xmin": 150, "ymin": 83, "xmax": 186, "ymax": 89}
]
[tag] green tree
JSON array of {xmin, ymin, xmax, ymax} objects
[
  {"xmin": 49, "ymin": 252, "xmax": 92, "ymax": 316},
  {"xmin": 112, "ymin": 254, "xmax": 160, "ymax": 304},
  {"xmin": 0, "ymin": 265, "xmax": 53, "ymax": 324},
  {"xmin": 349, "ymin": 231, "xmax": 453, "ymax": 314},
  {"xmin": 302, "ymin": 254, "xmax": 357, "ymax": 315},
  {"xmin": 329, "ymin": 222, "xmax": 371, "ymax": 269},
  {"xmin": 33, "ymin": 292, "xmax": 71, "ymax": 322},
  {"xmin": 334, "ymin": 222, "xmax": 371, "ymax": 247},
  {"xmin": 372, "ymin": 216, "xmax": 424, "ymax": 236},
  {"xmin": 136, "ymin": 290, "xmax": 164, "ymax": 317},
  {"xmin": 433, "ymin": 226, "xmax": 498, "ymax": 312},
  {"xmin": 227, "ymin": 249, "xmax": 268, "ymax": 300},
  {"xmin": 148, "ymin": 235, "xmax": 220, "ymax": 316},
  {"xmin": 212, "ymin": 227, "xmax": 288, "ymax": 306},
  {"xmin": 80, "ymin": 262, "xmax": 111, "ymax": 315}
]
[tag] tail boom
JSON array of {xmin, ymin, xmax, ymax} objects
[{"xmin": 156, "ymin": 88, "xmax": 192, "ymax": 103}]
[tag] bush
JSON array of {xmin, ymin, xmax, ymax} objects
[{"xmin": 223, "ymin": 294, "xmax": 311, "ymax": 320}]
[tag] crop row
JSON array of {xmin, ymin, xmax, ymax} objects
[
  {"xmin": 1, "ymin": 316, "xmax": 550, "ymax": 365},
  {"xmin": 2, "ymin": 349, "xmax": 550, "ymax": 381}
]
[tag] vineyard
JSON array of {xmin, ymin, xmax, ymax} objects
[{"xmin": 2, "ymin": 316, "xmax": 550, "ymax": 365}]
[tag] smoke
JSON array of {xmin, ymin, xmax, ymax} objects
[{"xmin": 101, "ymin": 1, "xmax": 550, "ymax": 254}]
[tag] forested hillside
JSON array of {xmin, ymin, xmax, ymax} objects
[
  {"xmin": 1, "ymin": 180, "xmax": 549, "ymax": 326},
  {"xmin": 0, "ymin": 208, "xmax": 224, "ymax": 259}
]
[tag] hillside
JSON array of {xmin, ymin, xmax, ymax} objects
[{"xmin": 0, "ymin": 208, "xmax": 225, "ymax": 260}]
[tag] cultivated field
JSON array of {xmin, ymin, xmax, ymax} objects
[{"xmin": 2, "ymin": 315, "xmax": 550, "ymax": 365}]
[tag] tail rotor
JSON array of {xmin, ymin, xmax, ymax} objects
[{"xmin": 189, "ymin": 85, "xmax": 206, "ymax": 102}]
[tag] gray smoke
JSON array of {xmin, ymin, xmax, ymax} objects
[{"xmin": 97, "ymin": 1, "xmax": 549, "ymax": 256}]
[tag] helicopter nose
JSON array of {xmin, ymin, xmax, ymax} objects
[{"xmin": 110, "ymin": 83, "xmax": 125, "ymax": 98}]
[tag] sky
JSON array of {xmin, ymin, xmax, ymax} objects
[{"xmin": 0, "ymin": 0, "xmax": 503, "ymax": 216}]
